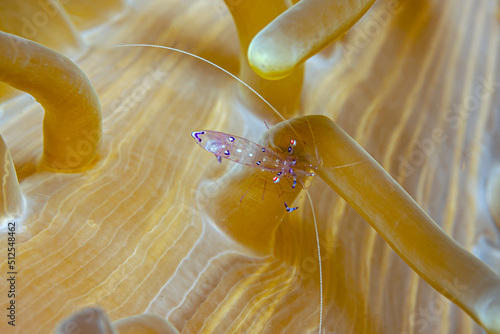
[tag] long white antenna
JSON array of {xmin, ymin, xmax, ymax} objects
[
  {"xmin": 305, "ymin": 188, "xmax": 323, "ymax": 334},
  {"xmin": 111, "ymin": 44, "xmax": 286, "ymax": 122},
  {"xmin": 111, "ymin": 43, "xmax": 323, "ymax": 334}
]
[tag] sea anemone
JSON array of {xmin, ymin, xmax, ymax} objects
[{"xmin": 0, "ymin": 0, "xmax": 499, "ymax": 333}]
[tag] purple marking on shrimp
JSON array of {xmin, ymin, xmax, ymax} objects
[
  {"xmin": 285, "ymin": 202, "xmax": 298, "ymax": 212},
  {"xmin": 191, "ymin": 131, "xmax": 205, "ymax": 142},
  {"xmin": 191, "ymin": 130, "xmax": 317, "ymax": 212}
]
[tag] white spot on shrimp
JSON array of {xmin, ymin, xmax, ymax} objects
[{"xmin": 205, "ymin": 139, "xmax": 219, "ymax": 153}]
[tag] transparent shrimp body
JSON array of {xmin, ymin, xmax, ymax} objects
[{"xmin": 191, "ymin": 130, "xmax": 316, "ymax": 190}]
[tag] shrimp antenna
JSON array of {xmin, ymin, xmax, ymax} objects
[
  {"xmin": 111, "ymin": 44, "xmax": 307, "ymax": 160},
  {"xmin": 307, "ymin": 118, "xmax": 323, "ymax": 168},
  {"xmin": 303, "ymin": 186, "xmax": 323, "ymax": 334},
  {"xmin": 112, "ymin": 43, "xmax": 322, "ymax": 332},
  {"xmin": 111, "ymin": 44, "xmax": 286, "ymax": 123}
]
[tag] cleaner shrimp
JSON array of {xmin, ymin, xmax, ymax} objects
[
  {"xmin": 112, "ymin": 43, "xmax": 325, "ymax": 334},
  {"xmin": 191, "ymin": 130, "xmax": 316, "ymax": 212}
]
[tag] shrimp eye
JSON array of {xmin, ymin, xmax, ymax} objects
[
  {"xmin": 256, "ymin": 161, "xmax": 261, "ymax": 165},
  {"xmin": 224, "ymin": 150, "xmax": 230, "ymax": 155},
  {"xmin": 262, "ymin": 148, "xmax": 265, "ymax": 152},
  {"xmin": 228, "ymin": 136, "xmax": 235, "ymax": 142},
  {"xmin": 290, "ymin": 139, "xmax": 297, "ymax": 146}
]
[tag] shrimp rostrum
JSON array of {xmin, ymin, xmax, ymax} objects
[{"xmin": 191, "ymin": 130, "xmax": 317, "ymax": 212}]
